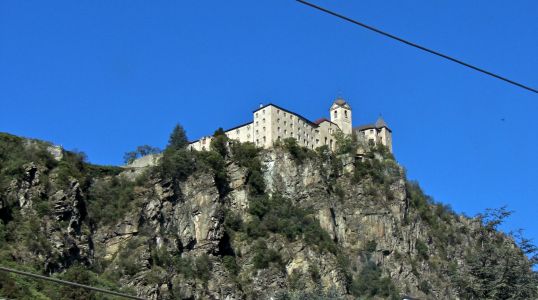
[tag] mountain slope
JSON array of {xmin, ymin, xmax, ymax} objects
[{"xmin": 0, "ymin": 132, "xmax": 536, "ymax": 299}]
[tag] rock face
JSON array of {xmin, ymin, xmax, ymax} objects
[{"xmin": 0, "ymin": 135, "xmax": 536, "ymax": 300}]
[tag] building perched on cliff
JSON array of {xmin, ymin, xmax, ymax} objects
[{"xmin": 188, "ymin": 98, "xmax": 392, "ymax": 152}]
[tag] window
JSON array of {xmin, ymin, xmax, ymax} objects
[
  {"xmin": 278, "ymin": 127, "xmax": 280, "ymax": 132},
  {"xmin": 263, "ymin": 127, "xmax": 266, "ymax": 131},
  {"xmin": 277, "ymin": 118, "xmax": 280, "ymax": 123},
  {"xmin": 316, "ymin": 139, "xmax": 319, "ymax": 144},
  {"xmin": 256, "ymin": 139, "xmax": 259, "ymax": 145},
  {"xmin": 284, "ymin": 129, "xmax": 287, "ymax": 135},
  {"xmin": 277, "ymin": 110, "xmax": 280, "ymax": 114},
  {"xmin": 344, "ymin": 110, "xmax": 348, "ymax": 118},
  {"xmin": 256, "ymin": 129, "xmax": 259, "ymax": 134},
  {"xmin": 263, "ymin": 136, "xmax": 266, "ymax": 142},
  {"xmin": 236, "ymin": 129, "xmax": 240, "ymax": 134},
  {"xmin": 256, "ymin": 121, "xmax": 258, "ymax": 126},
  {"xmin": 325, "ymin": 137, "xmax": 328, "ymax": 145},
  {"xmin": 256, "ymin": 113, "xmax": 258, "ymax": 118},
  {"xmin": 334, "ymin": 111, "xmax": 338, "ymax": 118},
  {"xmin": 277, "ymin": 136, "xmax": 281, "ymax": 140},
  {"xmin": 262, "ymin": 118, "xmax": 265, "ymax": 123},
  {"xmin": 262, "ymin": 109, "xmax": 265, "ymax": 114}
]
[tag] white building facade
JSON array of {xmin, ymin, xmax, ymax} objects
[{"xmin": 188, "ymin": 98, "xmax": 392, "ymax": 153}]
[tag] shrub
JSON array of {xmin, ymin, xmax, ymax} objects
[
  {"xmin": 159, "ymin": 148, "xmax": 196, "ymax": 181},
  {"xmin": 87, "ymin": 176, "xmax": 136, "ymax": 225},
  {"xmin": 252, "ymin": 240, "xmax": 283, "ymax": 269},
  {"xmin": 416, "ymin": 239, "xmax": 429, "ymax": 260},
  {"xmin": 246, "ymin": 195, "xmax": 336, "ymax": 254},
  {"xmin": 222, "ymin": 255, "xmax": 239, "ymax": 275},
  {"xmin": 350, "ymin": 261, "xmax": 399, "ymax": 299},
  {"xmin": 230, "ymin": 141, "xmax": 265, "ymax": 194},
  {"xmin": 210, "ymin": 128, "xmax": 228, "ymax": 157},
  {"xmin": 280, "ymin": 138, "xmax": 314, "ymax": 164}
]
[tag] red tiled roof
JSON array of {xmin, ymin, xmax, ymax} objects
[{"xmin": 314, "ymin": 118, "xmax": 330, "ymax": 125}]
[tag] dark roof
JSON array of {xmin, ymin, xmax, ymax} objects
[
  {"xmin": 332, "ymin": 97, "xmax": 351, "ymax": 109},
  {"xmin": 225, "ymin": 121, "xmax": 253, "ymax": 132},
  {"xmin": 354, "ymin": 124, "xmax": 376, "ymax": 131},
  {"xmin": 375, "ymin": 116, "xmax": 389, "ymax": 129},
  {"xmin": 253, "ymin": 103, "xmax": 318, "ymax": 127},
  {"xmin": 353, "ymin": 121, "xmax": 392, "ymax": 133},
  {"xmin": 314, "ymin": 118, "xmax": 330, "ymax": 125},
  {"xmin": 190, "ymin": 121, "xmax": 253, "ymax": 143}
]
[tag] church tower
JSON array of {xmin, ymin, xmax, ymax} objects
[{"xmin": 330, "ymin": 97, "xmax": 352, "ymax": 135}]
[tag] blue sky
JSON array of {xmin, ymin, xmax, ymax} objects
[{"xmin": 1, "ymin": 1, "xmax": 537, "ymax": 245}]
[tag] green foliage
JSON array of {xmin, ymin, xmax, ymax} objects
[
  {"xmin": 222, "ymin": 255, "xmax": 239, "ymax": 275},
  {"xmin": 123, "ymin": 145, "xmax": 160, "ymax": 164},
  {"xmin": 196, "ymin": 150, "xmax": 228, "ymax": 196},
  {"xmin": 172, "ymin": 255, "xmax": 213, "ymax": 282},
  {"xmin": 56, "ymin": 264, "xmax": 125, "ymax": 300},
  {"xmin": 0, "ymin": 133, "xmax": 56, "ymax": 189},
  {"xmin": 252, "ymin": 240, "xmax": 283, "ymax": 270},
  {"xmin": 55, "ymin": 150, "xmax": 87, "ymax": 188},
  {"xmin": 349, "ymin": 261, "xmax": 399, "ymax": 299},
  {"xmin": 159, "ymin": 148, "xmax": 196, "ymax": 181},
  {"xmin": 364, "ymin": 240, "xmax": 377, "ymax": 254},
  {"xmin": 453, "ymin": 207, "xmax": 538, "ymax": 299},
  {"xmin": 416, "ymin": 239, "xmax": 429, "ymax": 260},
  {"xmin": 333, "ymin": 130, "xmax": 358, "ymax": 155},
  {"xmin": 229, "ymin": 141, "xmax": 265, "ymax": 194},
  {"xmin": 167, "ymin": 124, "xmax": 189, "ymax": 151},
  {"xmin": 242, "ymin": 195, "xmax": 336, "ymax": 254},
  {"xmin": 210, "ymin": 127, "xmax": 228, "ymax": 157},
  {"xmin": 87, "ymin": 176, "xmax": 136, "ymax": 225},
  {"xmin": 279, "ymin": 138, "xmax": 314, "ymax": 164}
]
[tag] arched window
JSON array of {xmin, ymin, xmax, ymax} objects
[
  {"xmin": 334, "ymin": 110, "xmax": 338, "ymax": 118},
  {"xmin": 344, "ymin": 110, "xmax": 348, "ymax": 118}
]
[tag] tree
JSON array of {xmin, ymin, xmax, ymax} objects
[
  {"xmin": 210, "ymin": 128, "xmax": 228, "ymax": 157},
  {"xmin": 123, "ymin": 145, "xmax": 161, "ymax": 164},
  {"xmin": 454, "ymin": 207, "xmax": 538, "ymax": 299},
  {"xmin": 167, "ymin": 124, "xmax": 189, "ymax": 151}
]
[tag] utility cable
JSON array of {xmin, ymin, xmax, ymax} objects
[
  {"xmin": 0, "ymin": 266, "xmax": 145, "ymax": 300},
  {"xmin": 296, "ymin": 0, "xmax": 538, "ymax": 94}
]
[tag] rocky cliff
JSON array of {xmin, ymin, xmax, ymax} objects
[{"xmin": 0, "ymin": 132, "xmax": 536, "ymax": 299}]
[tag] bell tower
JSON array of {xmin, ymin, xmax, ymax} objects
[{"xmin": 329, "ymin": 97, "xmax": 352, "ymax": 134}]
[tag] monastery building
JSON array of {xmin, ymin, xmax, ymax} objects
[{"xmin": 188, "ymin": 98, "xmax": 392, "ymax": 153}]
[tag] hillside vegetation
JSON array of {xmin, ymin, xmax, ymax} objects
[{"xmin": 0, "ymin": 131, "xmax": 536, "ymax": 299}]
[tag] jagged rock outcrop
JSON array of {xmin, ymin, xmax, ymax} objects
[{"xmin": 0, "ymin": 133, "xmax": 536, "ymax": 299}]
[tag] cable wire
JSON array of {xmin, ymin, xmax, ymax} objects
[
  {"xmin": 0, "ymin": 266, "xmax": 146, "ymax": 300},
  {"xmin": 296, "ymin": 0, "xmax": 538, "ymax": 94}
]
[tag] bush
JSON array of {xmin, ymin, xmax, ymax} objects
[
  {"xmin": 87, "ymin": 176, "xmax": 136, "ymax": 225},
  {"xmin": 223, "ymin": 255, "xmax": 239, "ymax": 275},
  {"xmin": 416, "ymin": 239, "xmax": 429, "ymax": 260},
  {"xmin": 252, "ymin": 240, "xmax": 283, "ymax": 269},
  {"xmin": 230, "ymin": 141, "xmax": 265, "ymax": 194},
  {"xmin": 280, "ymin": 138, "xmax": 314, "ymax": 164},
  {"xmin": 196, "ymin": 150, "xmax": 228, "ymax": 196},
  {"xmin": 350, "ymin": 261, "xmax": 399, "ymax": 299},
  {"xmin": 159, "ymin": 148, "xmax": 196, "ymax": 181},
  {"xmin": 245, "ymin": 195, "xmax": 337, "ymax": 254},
  {"xmin": 210, "ymin": 128, "xmax": 228, "ymax": 157}
]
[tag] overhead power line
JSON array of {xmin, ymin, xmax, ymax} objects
[
  {"xmin": 296, "ymin": 0, "xmax": 538, "ymax": 94},
  {"xmin": 0, "ymin": 266, "xmax": 145, "ymax": 300}
]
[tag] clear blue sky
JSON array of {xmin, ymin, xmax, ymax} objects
[{"xmin": 1, "ymin": 1, "xmax": 537, "ymax": 245}]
